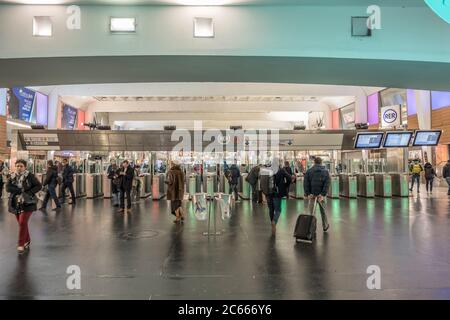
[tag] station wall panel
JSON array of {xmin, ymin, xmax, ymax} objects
[{"xmin": 431, "ymin": 105, "xmax": 450, "ymax": 144}]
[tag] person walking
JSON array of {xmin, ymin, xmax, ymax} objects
[
  {"xmin": 228, "ymin": 164, "xmax": 241, "ymax": 202},
  {"xmin": 443, "ymin": 160, "xmax": 450, "ymax": 196},
  {"xmin": 0, "ymin": 159, "xmax": 8, "ymax": 199},
  {"xmin": 118, "ymin": 160, "xmax": 134, "ymax": 213},
  {"xmin": 283, "ymin": 161, "xmax": 294, "ymax": 199},
  {"xmin": 424, "ymin": 162, "xmax": 437, "ymax": 195},
  {"xmin": 61, "ymin": 158, "xmax": 76, "ymax": 205},
  {"xmin": 266, "ymin": 162, "xmax": 292, "ymax": 235},
  {"xmin": 246, "ymin": 165, "xmax": 261, "ymax": 203},
  {"xmin": 107, "ymin": 161, "xmax": 119, "ymax": 207},
  {"xmin": 7, "ymin": 159, "xmax": 42, "ymax": 254},
  {"xmin": 409, "ymin": 159, "xmax": 424, "ymax": 194},
  {"xmin": 40, "ymin": 160, "xmax": 61, "ymax": 211},
  {"xmin": 165, "ymin": 161, "xmax": 185, "ymax": 223},
  {"xmin": 304, "ymin": 157, "xmax": 331, "ymax": 232}
]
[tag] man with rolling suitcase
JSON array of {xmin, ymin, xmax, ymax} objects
[{"xmin": 299, "ymin": 157, "xmax": 330, "ymax": 238}]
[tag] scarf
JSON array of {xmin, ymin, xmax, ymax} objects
[{"xmin": 14, "ymin": 170, "xmax": 30, "ymax": 189}]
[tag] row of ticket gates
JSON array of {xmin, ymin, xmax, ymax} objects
[{"xmin": 33, "ymin": 170, "xmax": 409, "ymax": 200}]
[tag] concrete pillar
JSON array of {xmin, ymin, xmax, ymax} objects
[
  {"xmin": 47, "ymin": 90, "xmax": 60, "ymax": 129},
  {"xmin": 414, "ymin": 90, "xmax": 433, "ymax": 164}
]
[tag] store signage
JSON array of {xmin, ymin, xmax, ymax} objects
[
  {"xmin": 23, "ymin": 133, "xmax": 60, "ymax": 150},
  {"xmin": 381, "ymin": 105, "xmax": 401, "ymax": 128}
]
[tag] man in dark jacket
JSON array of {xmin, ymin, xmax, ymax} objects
[
  {"xmin": 304, "ymin": 157, "xmax": 330, "ymax": 232},
  {"xmin": 228, "ymin": 164, "xmax": 241, "ymax": 202},
  {"xmin": 246, "ymin": 165, "xmax": 261, "ymax": 203},
  {"xmin": 118, "ymin": 160, "xmax": 134, "ymax": 213},
  {"xmin": 61, "ymin": 158, "xmax": 76, "ymax": 205},
  {"xmin": 40, "ymin": 160, "xmax": 61, "ymax": 211},
  {"xmin": 443, "ymin": 160, "xmax": 450, "ymax": 196},
  {"xmin": 266, "ymin": 163, "xmax": 292, "ymax": 235},
  {"xmin": 283, "ymin": 161, "xmax": 294, "ymax": 199}
]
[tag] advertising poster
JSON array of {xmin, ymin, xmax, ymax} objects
[
  {"xmin": 7, "ymin": 87, "xmax": 37, "ymax": 123},
  {"xmin": 61, "ymin": 104, "xmax": 78, "ymax": 130}
]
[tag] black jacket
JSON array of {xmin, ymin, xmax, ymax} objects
[
  {"xmin": 118, "ymin": 166, "xmax": 134, "ymax": 190},
  {"xmin": 272, "ymin": 168, "xmax": 292, "ymax": 198},
  {"xmin": 62, "ymin": 165, "xmax": 75, "ymax": 184},
  {"xmin": 44, "ymin": 165, "xmax": 59, "ymax": 187},
  {"xmin": 246, "ymin": 166, "xmax": 260, "ymax": 186},
  {"xmin": 228, "ymin": 165, "xmax": 241, "ymax": 185},
  {"xmin": 7, "ymin": 172, "xmax": 42, "ymax": 213},
  {"xmin": 304, "ymin": 165, "xmax": 331, "ymax": 197},
  {"xmin": 424, "ymin": 163, "xmax": 436, "ymax": 180},
  {"xmin": 443, "ymin": 163, "xmax": 450, "ymax": 179}
]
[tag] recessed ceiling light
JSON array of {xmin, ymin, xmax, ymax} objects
[
  {"xmin": 33, "ymin": 16, "xmax": 52, "ymax": 37},
  {"xmin": 110, "ymin": 17, "xmax": 136, "ymax": 33},
  {"xmin": 194, "ymin": 17, "xmax": 214, "ymax": 38}
]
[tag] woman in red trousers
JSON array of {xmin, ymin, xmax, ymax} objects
[{"xmin": 7, "ymin": 159, "xmax": 42, "ymax": 254}]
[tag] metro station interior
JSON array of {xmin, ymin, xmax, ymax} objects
[{"xmin": 1, "ymin": 0, "xmax": 450, "ymax": 300}]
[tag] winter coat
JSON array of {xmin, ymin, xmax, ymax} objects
[
  {"xmin": 443, "ymin": 163, "xmax": 450, "ymax": 179},
  {"xmin": 246, "ymin": 166, "xmax": 260, "ymax": 186},
  {"xmin": 118, "ymin": 166, "xmax": 134, "ymax": 191},
  {"xmin": 165, "ymin": 165, "xmax": 185, "ymax": 201},
  {"xmin": 424, "ymin": 163, "xmax": 436, "ymax": 180},
  {"xmin": 304, "ymin": 165, "xmax": 331, "ymax": 197},
  {"xmin": 228, "ymin": 165, "xmax": 241, "ymax": 185},
  {"xmin": 271, "ymin": 168, "xmax": 292, "ymax": 198},
  {"xmin": 7, "ymin": 171, "xmax": 42, "ymax": 213},
  {"xmin": 44, "ymin": 165, "xmax": 59, "ymax": 187},
  {"xmin": 62, "ymin": 165, "xmax": 75, "ymax": 184}
]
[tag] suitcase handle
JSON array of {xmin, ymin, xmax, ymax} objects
[{"xmin": 309, "ymin": 197, "xmax": 319, "ymax": 216}]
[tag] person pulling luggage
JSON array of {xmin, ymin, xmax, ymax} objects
[{"xmin": 303, "ymin": 157, "xmax": 330, "ymax": 232}]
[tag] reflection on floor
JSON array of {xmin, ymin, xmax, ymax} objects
[{"xmin": 0, "ymin": 187, "xmax": 449, "ymax": 300}]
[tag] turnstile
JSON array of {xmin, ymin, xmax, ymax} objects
[
  {"xmin": 357, "ymin": 174, "xmax": 375, "ymax": 198},
  {"xmin": 86, "ymin": 174, "xmax": 103, "ymax": 198},
  {"xmin": 189, "ymin": 174, "xmax": 197, "ymax": 199},
  {"xmin": 75, "ymin": 173, "xmax": 86, "ymax": 198},
  {"xmin": 239, "ymin": 173, "xmax": 250, "ymax": 200},
  {"xmin": 141, "ymin": 173, "xmax": 152, "ymax": 198},
  {"xmin": 374, "ymin": 174, "xmax": 392, "ymax": 197},
  {"xmin": 328, "ymin": 175, "xmax": 340, "ymax": 199},
  {"xmin": 202, "ymin": 173, "xmax": 218, "ymax": 196},
  {"xmin": 152, "ymin": 173, "xmax": 166, "ymax": 200},
  {"xmin": 219, "ymin": 175, "xmax": 230, "ymax": 194},
  {"xmin": 289, "ymin": 174, "xmax": 305, "ymax": 199},
  {"xmin": 391, "ymin": 173, "xmax": 409, "ymax": 197},
  {"xmin": 103, "ymin": 174, "xmax": 111, "ymax": 198},
  {"xmin": 339, "ymin": 174, "xmax": 357, "ymax": 198}
]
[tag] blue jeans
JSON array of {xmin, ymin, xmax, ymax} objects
[
  {"xmin": 42, "ymin": 184, "xmax": 61, "ymax": 208},
  {"xmin": 446, "ymin": 177, "xmax": 450, "ymax": 195},
  {"xmin": 267, "ymin": 195, "xmax": 282, "ymax": 224},
  {"xmin": 410, "ymin": 174, "xmax": 420, "ymax": 192}
]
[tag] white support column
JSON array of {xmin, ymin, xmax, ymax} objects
[
  {"xmin": 414, "ymin": 90, "xmax": 432, "ymax": 163},
  {"xmin": 47, "ymin": 90, "xmax": 60, "ymax": 129}
]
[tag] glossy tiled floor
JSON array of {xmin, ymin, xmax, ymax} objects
[{"xmin": 0, "ymin": 186, "xmax": 450, "ymax": 300}]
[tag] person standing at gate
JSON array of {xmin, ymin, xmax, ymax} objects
[
  {"xmin": 228, "ymin": 163, "xmax": 241, "ymax": 202},
  {"xmin": 107, "ymin": 160, "xmax": 119, "ymax": 206},
  {"xmin": 304, "ymin": 157, "xmax": 331, "ymax": 232},
  {"xmin": 409, "ymin": 159, "xmax": 424, "ymax": 194},
  {"xmin": 246, "ymin": 164, "xmax": 261, "ymax": 203},
  {"xmin": 165, "ymin": 161, "xmax": 185, "ymax": 223},
  {"xmin": 40, "ymin": 160, "xmax": 61, "ymax": 211},
  {"xmin": 424, "ymin": 162, "xmax": 437, "ymax": 195},
  {"xmin": 118, "ymin": 160, "xmax": 134, "ymax": 213},
  {"xmin": 61, "ymin": 159, "xmax": 76, "ymax": 205},
  {"xmin": 7, "ymin": 159, "xmax": 42, "ymax": 254}
]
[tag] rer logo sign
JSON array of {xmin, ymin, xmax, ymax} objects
[
  {"xmin": 425, "ymin": 0, "xmax": 450, "ymax": 24},
  {"xmin": 381, "ymin": 105, "xmax": 401, "ymax": 128}
]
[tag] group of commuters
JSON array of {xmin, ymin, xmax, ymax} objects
[
  {"xmin": 107, "ymin": 159, "xmax": 139, "ymax": 213},
  {"xmin": 409, "ymin": 159, "xmax": 450, "ymax": 195}
]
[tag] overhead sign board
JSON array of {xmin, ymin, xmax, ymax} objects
[{"xmin": 23, "ymin": 133, "xmax": 60, "ymax": 150}]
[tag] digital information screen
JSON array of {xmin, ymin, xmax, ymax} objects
[
  {"xmin": 413, "ymin": 131, "xmax": 442, "ymax": 146},
  {"xmin": 383, "ymin": 132, "xmax": 413, "ymax": 148},
  {"xmin": 354, "ymin": 133, "xmax": 384, "ymax": 149}
]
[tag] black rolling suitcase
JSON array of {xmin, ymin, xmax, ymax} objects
[{"xmin": 294, "ymin": 197, "xmax": 317, "ymax": 243}]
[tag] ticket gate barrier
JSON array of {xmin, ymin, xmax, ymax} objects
[
  {"xmin": 136, "ymin": 175, "xmax": 151, "ymax": 198},
  {"xmin": 339, "ymin": 174, "xmax": 357, "ymax": 198},
  {"xmin": 86, "ymin": 174, "xmax": 103, "ymax": 198},
  {"xmin": 219, "ymin": 175, "xmax": 230, "ymax": 194},
  {"xmin": 189, "ymin": 174, "xmax": 197, "ymax": 200},
  {"xmin": 103, "ymin": 174, "xmax": 111, "ymax": 198},
  {"xmin": 206, "ymin": 174, "xmax": 215, "ymax": 197},
  {"xmin": 289, "ymin": 174, "xmax": 305, "ymax": 199},
  {"xmin": 240, "ymin": 173, "xmax": 251, "ymax": 200},
  {"xmin": 328, "ymin": 175, "xmax": 340, "ymax": 199},
  {"xmin": 357, "ymin": 174, "xmax": 375, "ymax": 198},
  {"xmin": 374, "ymin": 174, "xmax": 392, "ymax": 198},
  {"xmin": 141, "ymin": 174, "xmax": 152, "ymax": 198},
  {"xmin": 391, "ymin": 173, "xmax": 409, "ymax": 197},
  {"xmin": 75, "ymin": 173, "xmax": 86, "ymax": 198},
  {"xmin": 152, "ymin": 173, "xmax": 166, "ymax": 200}
]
